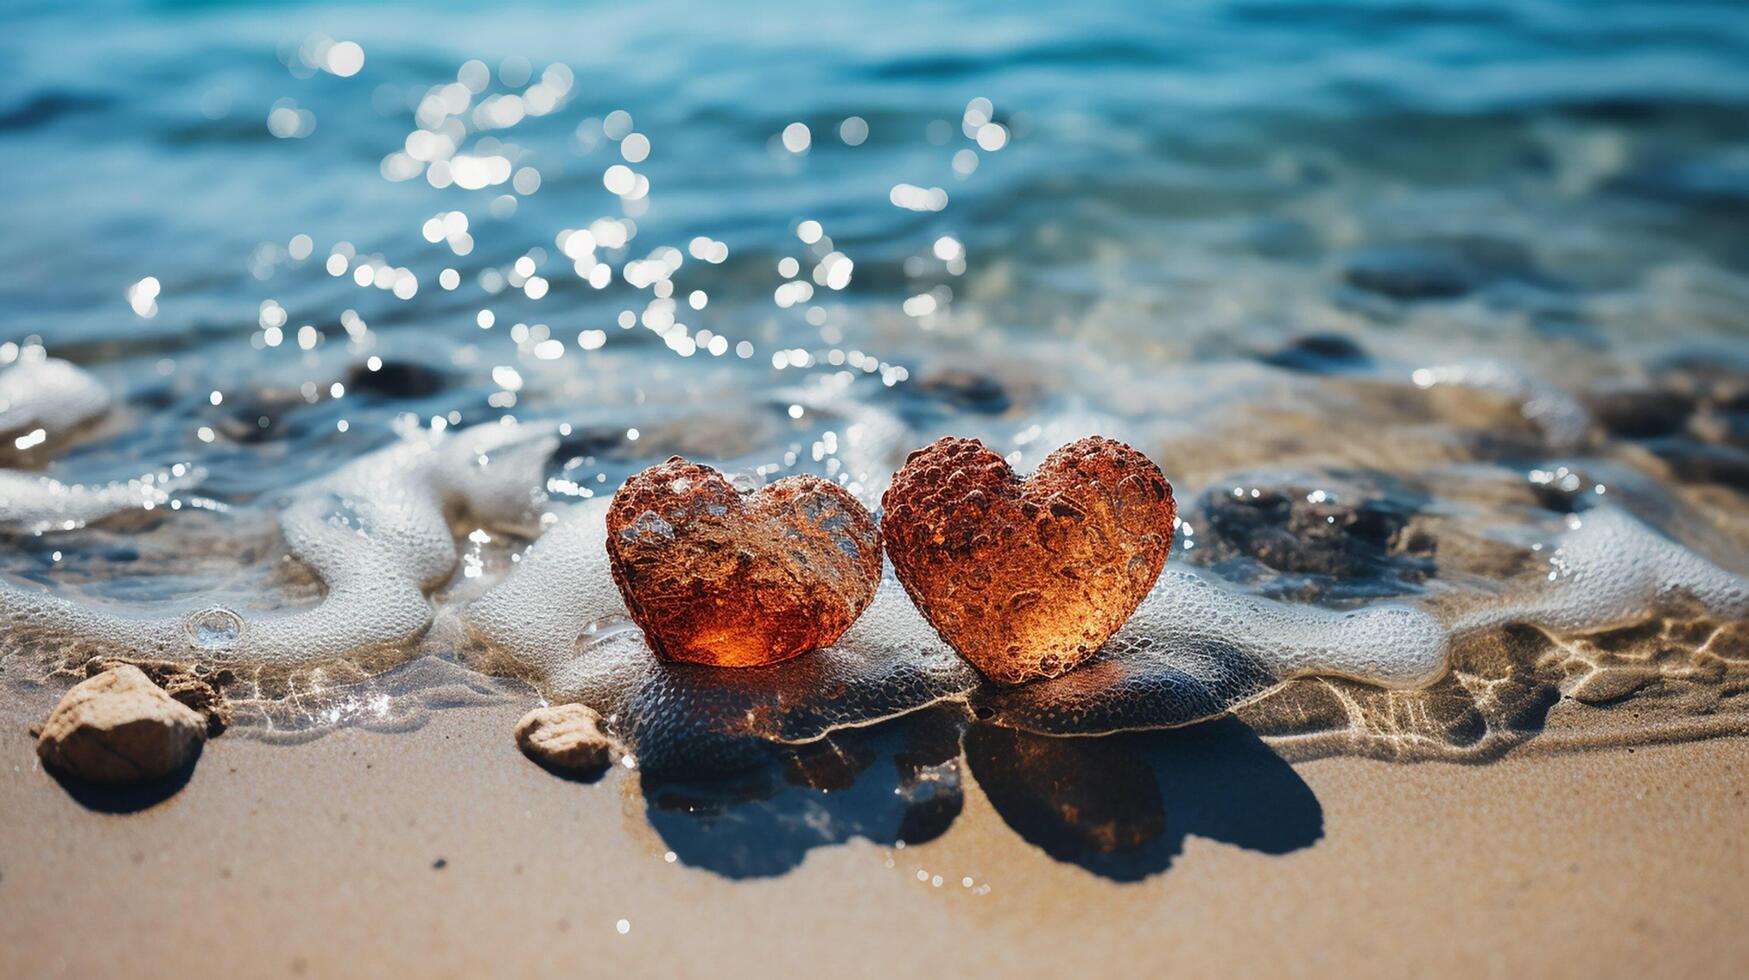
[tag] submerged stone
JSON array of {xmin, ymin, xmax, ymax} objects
[
  {"xmin": 1341, "ymin": 237, "xmax": 1550, "ymax": 301},
  {"xmin": 1183, "ymin": 471, "xmax": 1436, "ymax": 601},
  {"xmin": 1255, "ymin": 333, "xmax": 1371, "ymax": 374}
]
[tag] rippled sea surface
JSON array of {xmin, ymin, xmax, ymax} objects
[{"xmin": 3, "ymin": 0, "xmax": 1747, "ymax": 765}]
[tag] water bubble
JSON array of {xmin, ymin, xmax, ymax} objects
[{"xmin": 183, "ymin": 606, "xmax": 244, "ymax": 652}]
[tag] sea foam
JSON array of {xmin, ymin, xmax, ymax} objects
[
  {"xmin": 0, "ymin": 357, "xmax": 191, "ymax": 534},
  {"xmin": 0, "ymin": 355, "xmax": 111, "ymax": 444},
  {"xmin": 1, "ymin": 418, "xmax": 555, "ymax": 670}
]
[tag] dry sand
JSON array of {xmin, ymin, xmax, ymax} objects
[{"xmin": 2, "ymin": 701, "xmax": 1745, "ymax": 979}]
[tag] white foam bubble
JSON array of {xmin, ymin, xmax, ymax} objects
[
  {"xmin": 0, "ymin": 356, "xmax": 111, "ymax": 444},
  {"xmin": 0, "ymin": 356, "xmax": 203, "ymax": 532},
  {"xmin": 454, "ymin": 498, "xmax": 625, "ymax": 679},
  {"xmin": 0, "ymin": 466, "xmax": 205, "ymax": 534},
  {"xmin": 0, "ymin": 421, "xmax": 556, "ymax": 669},
  {"xmin": 1457, "ymin": 507, "xmax": 1749, "ymax": 635},
  {"xmin": 1135, "ymin": 571, "xmax": 1448, "ymax": 686}
]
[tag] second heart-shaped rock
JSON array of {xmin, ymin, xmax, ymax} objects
[
  {"xmin": 606, "ymin": 456, "xmax": 883, "ymax": 667},
  {"xmin": 882, "ymin": 436, "xmax": 1176, "ymax": 684}
]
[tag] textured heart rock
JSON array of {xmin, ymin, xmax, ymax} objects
[
  {"xmin": 606, "ymin": 456, "xmax": 883, "ymax": 667},
  {"xmin": 881, "ymin": 436, "xmax": 1176, "ymax": 685}
]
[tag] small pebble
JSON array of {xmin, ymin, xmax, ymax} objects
[{"xmin": 515, "ymin": 703, "xmax": 620, "ymax": 773}]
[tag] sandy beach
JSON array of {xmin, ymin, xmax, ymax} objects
[{"xmin": 4, "ymin": 704, "xmax": 1745, "ymax": 979}]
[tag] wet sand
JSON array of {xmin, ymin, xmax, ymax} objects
[{"xmin": 2, "ymin": 703, "xmax": 1746, "ymax": 979}]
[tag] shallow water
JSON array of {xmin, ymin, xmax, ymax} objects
[{"xmin": 2, "ymin": 0, "xmax": 1747, "ymax": 765}]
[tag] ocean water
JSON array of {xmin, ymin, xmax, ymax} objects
[{"xmin": 2, "ymin": 0, "xmax": 1748, "ymax": 766}]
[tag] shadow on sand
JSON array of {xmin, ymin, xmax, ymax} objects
[
  {"xmin": 641, "ymin": 711, "xmax": 1321, "ymax": 880},
  {"xmin": 640, "ymin": 707, "xmax": 966, "ymax": 878},
  {"xmin": 45, "ymin": 746, "xmax": 202, "ymax": 814},
  {"xmin": 965, "ymin": 715, "xmax": 1322, "ymax": 881}
]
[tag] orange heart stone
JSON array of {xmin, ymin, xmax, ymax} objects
[
  {"xmin": 606, "ymin": 456, "xmax": 883, "ymax": 667},
  {"xmin": 881, "ymin": 436, "xmax": 1176, "ymax": 685}
]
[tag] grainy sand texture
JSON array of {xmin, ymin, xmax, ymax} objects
[{"xmin": 3, "ymin": 703, "xmax": 1745, "ymax": 979}]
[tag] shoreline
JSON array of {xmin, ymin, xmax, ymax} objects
[{"xmin": 3, "ymin": 701, "xmax": 1745, "ymax": 978}]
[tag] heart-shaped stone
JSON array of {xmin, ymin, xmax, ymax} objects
[
  {"xmin": 606, "ymin": 456, "xmax": 883, "ymax": 667},
  {"xmin": 881, "ymin": 436, "xmax": 1176, "ymax": 684}
]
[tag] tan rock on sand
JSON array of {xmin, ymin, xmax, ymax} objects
[
  {"xmin": 36, "ymin": 664, "xmax": 206, "ymax": 782},
  {"xmin": 514, "ymin": 703, "xmax": 620, "ymax": 773},
  {"xmin": 87, "ymin": 656, "xmax": 231, "ymax": 735}
]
